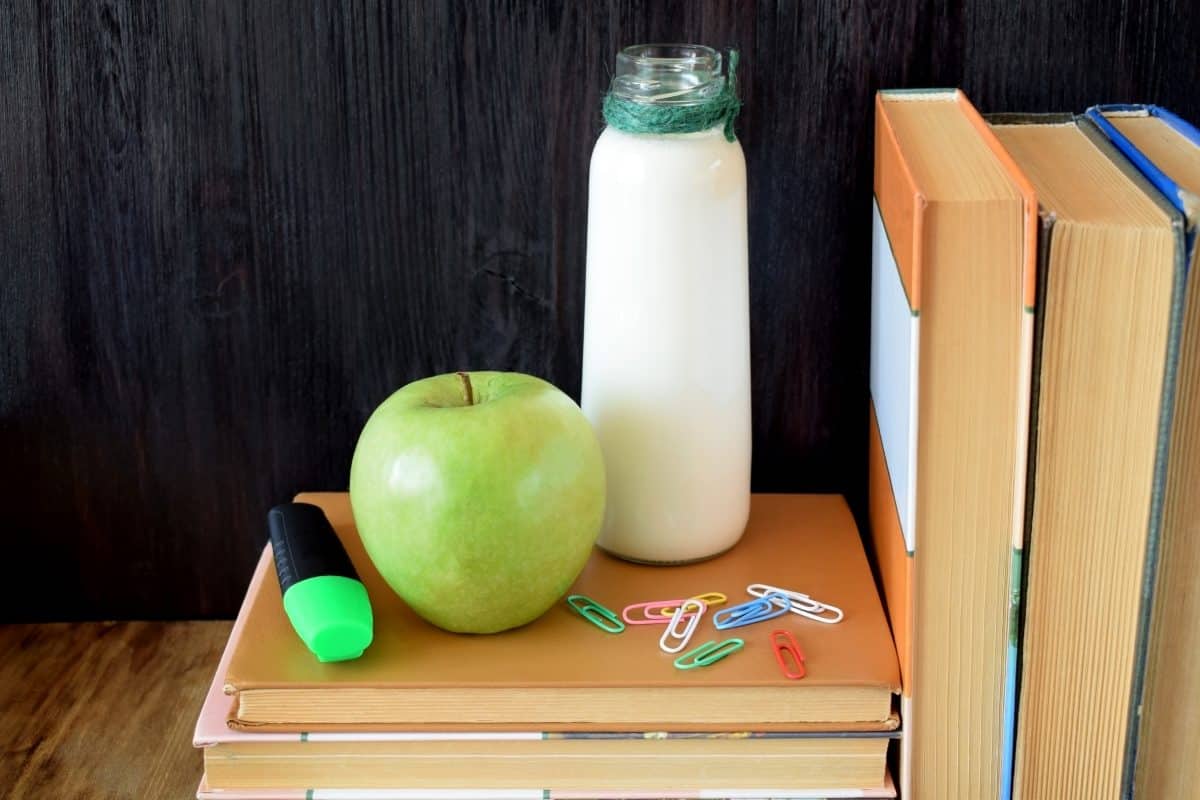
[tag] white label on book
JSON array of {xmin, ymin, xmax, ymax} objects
[{"xmin": 870, "ymin": 198, "xmax": 919, "ymax": 553}]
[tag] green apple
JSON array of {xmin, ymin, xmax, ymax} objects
[{"xmin": 349, "ymin": 371, "xmax": 606, "ymax": 634}]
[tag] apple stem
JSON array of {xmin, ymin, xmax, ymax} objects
[{"xmin": 457, "ymin": 371, "xmax": 475, "ymax": 406}]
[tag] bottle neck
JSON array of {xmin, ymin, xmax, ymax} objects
[
  {"xmin": 610, "ymin": 45, "xmax": 725, "ymax": 107},
  {"xmin": 602, "ymin": 46, "xmax": 742, "ymax": 142}
]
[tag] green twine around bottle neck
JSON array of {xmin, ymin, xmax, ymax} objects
[{"xmin": 602, "ymin": 49, "xmax": 742, "ymax": 142}]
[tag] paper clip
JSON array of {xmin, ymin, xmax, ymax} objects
[
  {"xmin": 712, "ymin": 592, "xmax": 791, "ymax": 630},
  {"xmin": 567, "ymin": 594, "xmax": 625, "ymax": 633},
  {"xmin": 674, "ymin": 638, "xmax": 745, "ymax": 670},
  {"xmin": 652, "ymin": 592, "xmax": 728, "ymax": 617},
  {"xmin": 747, "ymin": 583, "xmax": 845, "ymax": 624},
  {"xmin": 771, "ymin": 629, "xmax": 806, "ymax": 679},
  {"xmin": 623, "ymin": 598, "xmax": 689, "ymax": 625},
  {"xmin": 659, "ymin": 598, "xmax": 706, "ymax": 653}
]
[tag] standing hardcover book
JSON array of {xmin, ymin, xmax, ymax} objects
[
  {"xmin": 990, "ymin": 112, "xmax": 1193, "ymax": 800},
  {"xmin": 869, "ymin": 89, "xmax": 1037, "ymax": 800},
  {"xmin": 220, "ymin": 493, "xmax": 900, "ymax": 732},
  {"xmin": 1084, "ymin": 104, "xmax": 1200, "ymax": 800}
]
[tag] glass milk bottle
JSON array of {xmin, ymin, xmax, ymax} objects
[{"xmin": 581, "ymin": 44, "xmax": 751, "ymax": 563}]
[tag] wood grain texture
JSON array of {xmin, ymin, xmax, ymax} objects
[
  {"xmin": 1, "ymin": 1, "xmax": 1197, "ymax": 621},
  {"xmin": 0, "ymin": 621, "xmax": 230, "ymax": 799}
]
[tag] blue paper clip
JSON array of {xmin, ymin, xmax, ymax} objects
[
  {"xmin": 674, "ymin": 638, "xmax": 745, "ymax": 670},
  {"xmin": 712, "ymin": 592, "xmax": 791, "ymax": 630},
  {"xmin": 566, "ymin": 594, "xmax": 625, "ymax": 633}
]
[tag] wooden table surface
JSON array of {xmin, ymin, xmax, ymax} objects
[{"xmin": 0, "ymin": 621, "xmax": 231, "ymax": 799}]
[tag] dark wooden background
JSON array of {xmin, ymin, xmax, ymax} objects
[{"xmin": 3, "ymin": 1, "xmax": 1197, "ymax": 622}]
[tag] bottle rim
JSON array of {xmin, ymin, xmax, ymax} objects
[{"xmin": 612, "ymin": 44, "xmax": 725, "ymax": 106}]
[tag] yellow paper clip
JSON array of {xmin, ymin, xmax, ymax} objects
[
  {"xmin": 566, "ymin": 594, "xmax": 625, "ymax": 633},
  {"xmin": 653, "ymin": 592, "xmax": 728, "ymax": 617},
  {"xmin": 674, "ymin": 638, "xmax": 745, "ymax": 670}
]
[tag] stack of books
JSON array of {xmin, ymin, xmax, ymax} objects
[
  {"xmin": 193, "ymin": 492, "xmax": 902, "ymax": 799},
  {"xmin": 870, "ymin": 91, "xmax": 1199, "ymax": 800}
]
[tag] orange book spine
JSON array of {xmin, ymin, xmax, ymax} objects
[{"xmin": 869, "ymin": 91, "xmax": 925, "ymax": 696}]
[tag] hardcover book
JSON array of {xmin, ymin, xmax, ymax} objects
[
  {"xmin": 220, "ymin": 493, "xmax": 900, "ymax": 732},
  {"xmin": 869, "ymin": 89, "xmax": 1037, "ymax": 800},
  {"xmin": 990, "ymin": 112, "xmax": 1194, "ymax": 800},
  {"xmin": 195, "ymin": 581, "xmax": 896, "ymax": 794},
  {"xmin": 1083, "ymin": 104, "xmax": 1200, "ymax": 800}
]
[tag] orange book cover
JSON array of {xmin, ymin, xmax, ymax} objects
[{"xmin": 221, "ymin": 493, "xmax": 900, "ymax": 732}]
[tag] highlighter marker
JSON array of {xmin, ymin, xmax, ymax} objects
[{"xmin": 268, "ymin": 502, "xmax": 374, "ymax": 663}]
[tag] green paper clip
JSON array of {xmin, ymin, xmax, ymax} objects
[
  {"xmin": 674, "ymin": 638, "xmax": 745, "ymax": 670},
  {"xmin": 566, "ymin": 594, "xmax": 625, "ymax": 633}
]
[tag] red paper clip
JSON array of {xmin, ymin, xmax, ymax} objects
[{"xmin": 771, "ymin": 629, "xmax": 806, "ymax": 679}]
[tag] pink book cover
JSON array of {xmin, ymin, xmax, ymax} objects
[
  {"xmin": 196, "ymin": 773, "xmax": 897, "ymax": 799},
  {"xmin": 194, "ymin": 546, "xmax": 272, "ymax": 747}
]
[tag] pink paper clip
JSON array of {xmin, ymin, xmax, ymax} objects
[
  {"xmin": 771, "ymin": 629, "xmax": 806, "ymax": 679},
  {"xmin": 622, "ymin": 598, "xmax": 689, "ymax": 625}
]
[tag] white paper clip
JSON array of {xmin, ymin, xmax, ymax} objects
[
  {"xmin": 747, "ymin": 583, "xmax": 844, "ymax": 624},
  {"xmin": 659, "ymin": 598, "xmax": 706, "ymax": 653}
]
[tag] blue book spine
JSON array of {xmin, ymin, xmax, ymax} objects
[
  {"xmin": 1000, "ymin": 544, "xmax": 1022, "ymax": 800},
  {"xmin": 1086, "ymin": 104, "xmax": 1200, "ymax": 255}
]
